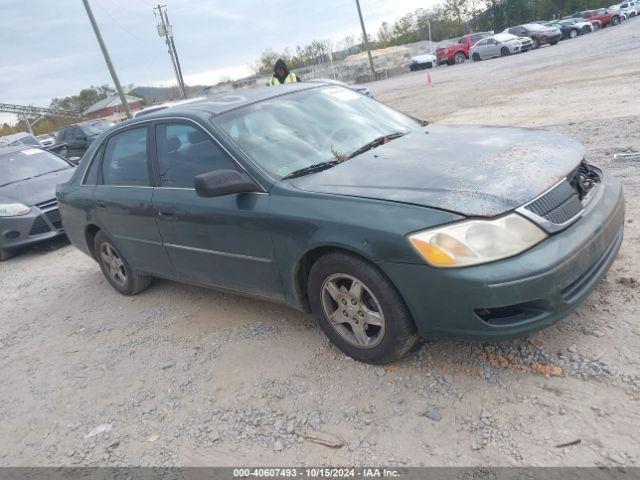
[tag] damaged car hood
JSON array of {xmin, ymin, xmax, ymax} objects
[{"xmin": 290, "ymin": 124, "xmax": 585, "ymax": 217}]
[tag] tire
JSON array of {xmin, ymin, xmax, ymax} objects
[
  {"xmin": 592, "ymin": 22, "xmax": 600, "ymax": 31},
  {"xmin": 0, "ymin": 249, "xmax": 16, "ymax": 261},
  {"xmin": 611, "ymin": 15, "xmax": 620, "ymax": 25},
  {"xmin": 453, "ymin": 52, "xmax": 466, "ymax": 64},
  {"xmin": 550, "ymin": 40, "xmax": 558, "ymax": 45},
  {"xmin": 307, "ymin": 252, "xmax": 419, "ymax": 364},
  {"xmin": 532, "ymin": 37, "xmax": 540, "ymax": 49},
  {"xmin": 568, "ymin": 28, "xmax": 578, "ymax": 38},
  {"xmin": 94, "ymin": 231, "xmax": 152, "ymax": 296},
  {"xmin": 472, "ymin": 52, "xmax": 481, "ymax": 61},
  {"xmin": 500, "ymin": 46, "xmax": 511, "ymax": 57}
]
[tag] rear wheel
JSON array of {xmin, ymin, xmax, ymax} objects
[
  {"xmin": 453, "ymin": 52, "xmax": 466, "ymax": 64},
  {"xmin": 568, "ymin": 28, "xmax": 578, "ymax": 38},
  {"xmin": 308, "ymin": 252, "xmax": 419, "ymax": 364},
  {"xmin": 472, "ymin": 52, "xmax": 481, "ymax": 61},
  {"xmin": 532, "ymin": 37, "xmax": 540, "ymax": 49},
  {"xmin": 94, "ymin": 231, "xmax": 152, "ymax": 296},
  {"xmin": 500, "ymin": 46, "xmax": 511, "ymax": 57}
]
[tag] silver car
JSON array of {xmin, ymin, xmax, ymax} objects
[{"xmin": 470, "ymin": 33, "xmax": 534, "ymax": 61}]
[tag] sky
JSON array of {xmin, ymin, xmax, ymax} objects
[{"xmin": 0, "ymin": 0, "xmax": 434, "ymax": 125}]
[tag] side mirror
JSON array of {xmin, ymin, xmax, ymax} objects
[{"xmin": 195, "ymin": 169, "xmax": 259, "ymax": 198}]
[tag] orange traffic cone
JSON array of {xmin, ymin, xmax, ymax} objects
[{"xmin": 427, "ymin": 73, "xmax": 433, "ymax": 86}]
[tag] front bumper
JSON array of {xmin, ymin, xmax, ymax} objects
[
  {"xmin": 0, "ymin": 203, "xmax": 65, "ymax": 252},
  {"xmin": 378, "ymin": 174, "xmax": 625, "ymax": 339}
]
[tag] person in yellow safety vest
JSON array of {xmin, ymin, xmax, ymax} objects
[{"xmin": 268, "ymin": 59, "xmax": 300, "ymax": 86}]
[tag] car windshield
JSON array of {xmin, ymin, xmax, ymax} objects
[
  {"xmin": 493, "ymin": 33, "xmax": 517, "ymax": 41},
  {"xmin": 0, "ymin": 148, "xmax": 71, "ymax": 187},
  {"xmin": 214, "ymin": 86, "xmax": 421, "ymax": 179}
]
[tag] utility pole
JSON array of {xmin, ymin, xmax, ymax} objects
[
  {"xmin": 155, "ymin": 4, "xmax": 187, "ymax": 98},
  {"xmin": 428, "ymin": 19, "xmax": 433, "ymax": 53},
  {"xmin": 82, "ymin": 0, "xmax": 131, "ymax": 119},
  {"xmin": 355, "ymin": 0, "xmax": 376, "ymax": 78}
]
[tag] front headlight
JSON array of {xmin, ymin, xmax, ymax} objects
[
  {"xmin": 0, "ymin": 203, "xmax": 31, "ymax": 217},
  {"xmin": 408, "ymin": 213, "xmax": 547, "ymax": 268}
]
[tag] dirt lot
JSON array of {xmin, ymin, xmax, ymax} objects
[{"xmin": 1, "ymin": 20, "xmax": 639, "ymax": 468}]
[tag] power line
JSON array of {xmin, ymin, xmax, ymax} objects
[
  {"xmin": 154, "ymin": 4, "xmax": 187, "ymax": 98},
  {"xmin": 93, "ymin": 0, "xmax": 145, "ymax": 42}
]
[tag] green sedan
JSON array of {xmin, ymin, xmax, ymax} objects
[{"xmin": 57, "ymin": 83, "xmax": 624, "ymax": 364}]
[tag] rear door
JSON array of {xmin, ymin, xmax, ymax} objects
[
  {"xmin": 150, "ymin": 120, "xmax": 283, "ymax": 298},
  {"xmin": 92, "ymin": 124, "xmax": 173, "ymax": 276}
]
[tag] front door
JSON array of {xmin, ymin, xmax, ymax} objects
[
  {"xmin": 92, "ymin": 124, "xmax": 173, "ymax": 276},
  {"xmin": 150, "ymin": 121, "xmax": 283, "ymax": 299}
]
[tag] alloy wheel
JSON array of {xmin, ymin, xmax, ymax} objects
[
  {"xmin": 569, "ymin": 29, "xmax": 578, "ymax": 38},
  {"xmin": 320, "ymin": 273, "xmax": 385, "ymax": 349},
  {"xmin": 454, "ymin": 52, "xmax": 466, "ymax": 64},
  {"xmin": 100, "ymin": 243, "xmax": 127, "ymax": 287}
]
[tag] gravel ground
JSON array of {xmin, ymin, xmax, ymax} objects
[{"xmin": 1, "ymin": 20, "xmax": 639, "ymax": 467}]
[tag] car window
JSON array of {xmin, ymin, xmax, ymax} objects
[
  {"xmin": 83, "ymin": 145, "xmax": 104, "ymax": 185},
  {"xmin": 475, "ymin": 39, "xmax": 487, "ymax": 46},
  {"xmin": 457, "ymin": 37, "xmax": 467, "ymax": 44},
  {"xmin": 155, "ymin": 123, "xmax": 237, "ymax": 188},
  {"xmin": 74, "ymin": 127, "xmax": 84, "ymax": 139},
  {"xmin": 101, "ymin": 127, "xmax": 149, "ymax": 186},
  {"xmin": 469, "ymin": 34, "xmax": 484, "ymax": 42}
]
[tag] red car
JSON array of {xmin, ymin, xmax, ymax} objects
[
  {"xmin": 435, "ymin": 32, "xmax": 492, "ymax": 65},
  {"xmin": 574, "ymin": 9, "xmax": 621, "ymax": 26}
]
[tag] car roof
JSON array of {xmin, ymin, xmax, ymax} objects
[{"xmin": 120, "ymin": 83, "xmax": 322, "ymax": 124}]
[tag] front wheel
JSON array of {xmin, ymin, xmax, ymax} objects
[
  {"xmin": 592, "ymin": 22, "xmax": 600, "ymax": 31},
  {"xmin": 453, "ymin": 52, "xmax": 466, "ymax": 64},
  {"xmin": 568, "ymin": 29, "xmax": 578, "ymax": 38},
  {"xmin": 94, "ymin": 231, "xmax": 152, "ymax": 296},
  {"xmin": 610, "ymin": 16, "xmax": 620, "ymax": 25},
  {"xmin": 0, "ymin": 249, "xmax": 16, "ymax": 262},
  {"xmin": 550, "ymin": 40, "xmax": 558, "ymax": 45},
  {"xmin": 532, "ymin": 37, "xmax": 540, "ymax": 49},
  {"xmin": 500, "ymin": 46, "xmax": 511, "ymax": 57},
  {"xmin": 472, "ymin": 52, "xmax": 481, "ymax": 61},
  {"xmin": 308, "ymin": 252, "xmax": 418, "ymax": 364}
]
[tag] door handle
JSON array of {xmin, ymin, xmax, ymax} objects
[
  {"xmin": 158, "ymin": 210, "xmax": 176, "ymax": 218},
  {"xmin": 96, "ymin": 200, "xmax": 106, "ymax": 208}
]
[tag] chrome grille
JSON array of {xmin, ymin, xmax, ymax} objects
[
  {"xmin": 524, "ymin": 181, "xmax": 584, "ymax": 225},
  {"xmin": 518, "ymin": 163, "xmax": 602, "ymax": 233}
]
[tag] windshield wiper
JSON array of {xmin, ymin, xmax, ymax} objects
[
  {"xmin": 347, "ymin": 132, "xmax": 407, "ymax": 159},
  {"xmin": 282, "ymin": 160, "xmax": 342, "ymax": 180}
]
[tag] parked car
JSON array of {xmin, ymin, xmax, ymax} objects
[
  {"xmin": 619, "ymin": 1, "xmax": 639, "ymax": 15},
  {"xmin": 57, "ymin": 84, "xmax": 624, "ymax": 364},
  {"xmin": 0, "ymin": 132, "xmax": 43, "ymax": 148},
  {"xmin": 435, "ymin": 32, "xmax": 492, "ymax": 65},
  {"xmin": 55, "ymin": 120, "xmax": 114, "ymax": 157},
  {"xmin": 544, "ymin": 21, "xmax": 582, "ymax": 38},
  {"xmin": 561, "ymin": 17, "xmax": 597, "ymax": 33},
  {"xmin": 573, "ymin": 9, "xmax": 621, "ymax": 26},
  {"xmin": 503, "ymin": 24, "xmax": 563, "ymax": 48},
  {"xmin": 306, "ymin": 78, "xmax": 373, "ymax": 98},
  {"xmin": 36, "ymin": 134, "xmax": 55, "ymax": 147},
  {"xmin": 408, "ymin": 53, "xmax": 437, "ymax": 71},
  {"xmin": 0, "ymin": 145, "xmax": 75, "ymax": 261},
  {"xmin": 470, "ymin": 33, "xmax": 534, "ymax": 60}
]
